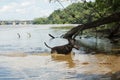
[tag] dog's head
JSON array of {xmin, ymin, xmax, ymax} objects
[{"xmin": 68, "ymin": 39, "xmax": 80, "ymax": 50}]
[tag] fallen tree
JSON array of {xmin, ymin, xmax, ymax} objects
[{"xmin": 63, "ymin": 12, "xmax": 120, "ymax": 39}]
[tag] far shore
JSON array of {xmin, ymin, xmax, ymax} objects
[{"xmin": 0, "ymin": 24, "xmax": 80, "ymax": 27}]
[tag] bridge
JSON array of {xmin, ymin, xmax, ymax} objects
[{"xmin": 0, "ymin": 20, "xmax": 33, "ymax": 25}]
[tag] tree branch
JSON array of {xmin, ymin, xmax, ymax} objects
[{"xmin": 63, "ymin": 12, "xmax": 120, "ymax": 38}]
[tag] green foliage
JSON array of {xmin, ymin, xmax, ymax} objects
[
  {"xmin": 33, "ymin": 2, "xmax": 97, "ymax": 24},
  {"xmin": 33, "ymin": 18, "xmax": 48, "ymax": 24},
  {"xmin": 33, "ymin": 0, "xmax": 120, "ymax": 24},
  {"xmin": 95, "ymin": 0, "xmax": 120, "ymax": 13},
  {"xmin": 93, "ymin": 0, "xmax": 120, "ymax": 31}
]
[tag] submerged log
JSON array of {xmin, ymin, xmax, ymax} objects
[{"xmin": 63, "ymin": 12, "xmax": 120, "ymax": 39}]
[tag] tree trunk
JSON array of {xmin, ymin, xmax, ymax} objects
[{"xmin": 63, "ymin": 12, "xmax": 120, "ymax": 38}]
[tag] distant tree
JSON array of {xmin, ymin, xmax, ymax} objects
[
  {"xmin": 33, "ymin": 18, "xmax": 48, "ymax": 24},
  {"xmin": 33, "ymin": 2, "xmax": 98, "ymax": 24}
]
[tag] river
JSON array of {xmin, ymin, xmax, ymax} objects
[{"xmin": 0, "ymin": 25, "xmax": 119, "ymax": 80}]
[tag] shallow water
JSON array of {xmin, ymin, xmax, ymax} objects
[
  {"xmin": 0, "ymin": 25, "xmax": 120, "ymax": 80},
  {"xmin": 0, "ymin": 53, "xmax": 120, "ymax": 80}
]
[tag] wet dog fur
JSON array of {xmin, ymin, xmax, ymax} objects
[{"xmin": 44, "ymin": 39, "xmax": 79, "ymax": 54}]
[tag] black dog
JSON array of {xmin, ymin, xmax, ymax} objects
[{"xmin": 44, "ymin": 39, "xmax": 79, "ymax": 54}]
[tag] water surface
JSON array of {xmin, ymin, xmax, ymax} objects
[{"xmin": 0, "ymin": 25, "xmax": 119, "ymax": 80}]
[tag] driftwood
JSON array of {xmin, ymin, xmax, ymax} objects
[{"xmin": 63, "ymin": 12, "xmax": 120, "ymax": 39}]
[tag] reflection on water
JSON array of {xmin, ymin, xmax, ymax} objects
[
  {"xmin": 76, "ymin": 36, "xmax": 120, "ymax": 54},
  {"xmin": 51, "ymin": 53, "xmax": 75, "ymax": 68},
  {"xmin": 0, "ymin": 25, "xmax": 120, "ymax": 80}
]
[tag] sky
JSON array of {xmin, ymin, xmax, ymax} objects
[
  {"xmin": 0, "ymin": 0, "xmax": 93, "ymax": 20},
  {"xmin": 0, "ymin": 0, "xmax": 72, "ymax": 20}
]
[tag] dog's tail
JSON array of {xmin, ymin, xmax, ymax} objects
[{"xmin": 44, "ymin": 42, "xmax": 51, "ymax": 49}]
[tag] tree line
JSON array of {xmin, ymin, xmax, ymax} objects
[
  {"xmin": 33, "ymin": 2, "xmax": 98, "ymax": 24},
  {"xmin": 33, "ymin": 0, "xmax": 120, "ymax": 39},
  {"xmin": 62, "ymin": 0, "xmax": 120, "ymax": 39}
]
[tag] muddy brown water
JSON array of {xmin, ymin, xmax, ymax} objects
[{"xmin": 0, "ymin": 25, "xmax": 119, "ymax": 80}]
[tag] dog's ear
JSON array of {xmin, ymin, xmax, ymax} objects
[{"xmin": 68, "ymin": 39, "xmax": 80, "ymax": 50}]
